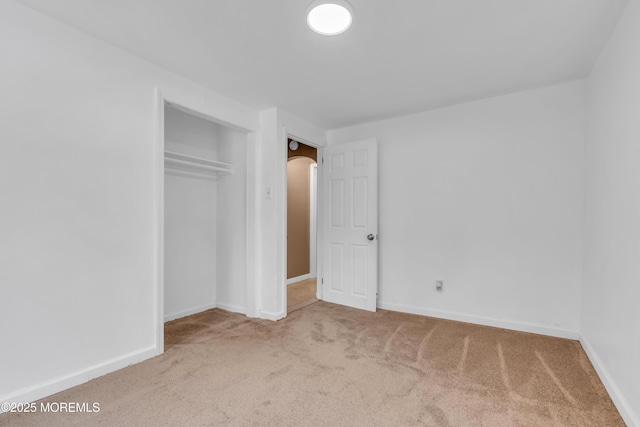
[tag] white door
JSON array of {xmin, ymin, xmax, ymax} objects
[{"xmin": 321, "ymin": 138, "xmax": 378, "ymax": 312}]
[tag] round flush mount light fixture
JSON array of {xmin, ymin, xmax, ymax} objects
[{"xmin": 307, "ymin": 0, "xmax": 353, "ymax": 36}]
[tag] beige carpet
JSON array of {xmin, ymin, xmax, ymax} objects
[
  {"xmin": 287, "ymin": 278, "xmax": 317, "ymax": 313},
  {"xmin": 1, "ymin": 302, "xmax": 623, "ymax": 426}
]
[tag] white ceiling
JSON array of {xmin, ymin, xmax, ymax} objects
[{"xmin": 17, "ymin": 0, "xmax": 629, "ymax": 129}]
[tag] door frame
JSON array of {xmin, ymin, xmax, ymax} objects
[
  {"xmin": 282, "ymin": 129, "xmax": 324, "ymax": 316},
  {"xmin": 310, "ymin": 163, "xmax": 318, "ymax": 286},
  {"xmin": 154, "ymin": 89, "xmax": 257, "ymax": 355}
]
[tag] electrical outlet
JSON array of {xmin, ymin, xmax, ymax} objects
[{"xmin": 436, "ymin": 280, "xmax": 443, "ymax": 292}]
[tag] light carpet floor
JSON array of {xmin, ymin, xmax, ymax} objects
[{"xmin": 0, "ymin": 302, "xmax": 624, "ymax": 426}]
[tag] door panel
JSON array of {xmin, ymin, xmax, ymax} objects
[
  {"xmin": 330, "ymin": 244, "xmax": 344, "ymax": 291},
  {"xmin": 322, "ymin": 139, "xmax": 378, "ymax": 312},
  {"xmin": 330, "ymin": 180, "xmax": 344, "ymax": 227}
]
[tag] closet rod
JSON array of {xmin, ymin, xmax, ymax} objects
[{"xmin": 164, "ymin": 150, "xmax": 233, "ymax": 175}]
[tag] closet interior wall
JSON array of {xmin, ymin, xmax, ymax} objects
[{"xmin": 164, "ymin": 106, "xmax": 248, "ymax": 321}]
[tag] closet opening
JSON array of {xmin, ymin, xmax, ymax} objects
[
  {"xmin": 158, "ymin": 99, "xmax": 252, "ymax": 352},
  {"xmin": 286, "ymin": 138, "xmax": 319, "ymax": 314}
]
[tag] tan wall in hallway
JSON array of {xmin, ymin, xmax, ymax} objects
[
  {"xmin": 287, "ymin": 157, "xmax": 315, "ymax": 279},
  {"xmin": 288, "ymin": 139, "xmax": 317, "ymax": 162}
]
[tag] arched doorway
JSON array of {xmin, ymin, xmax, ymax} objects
[{"xmin": 286, "ymin": 139, "xmax": 318, "ymax": 313}]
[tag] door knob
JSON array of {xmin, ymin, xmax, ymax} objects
[{"xmin": 367, "ymin": 234, "xmax": 375, "ymax": 241}]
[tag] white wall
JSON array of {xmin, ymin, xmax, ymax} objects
[
  {"xmin": 583, "ymin": 0, "xmax": 640, "ymax": 424},
  {"xmin": 216, "ymin": 126, "xmax": 249, "ymax": 313},
  {"xmin": 255, "ymin": 108, "xmax": 280, "ymax": 319},
  {"xmin": 164, "ymin": 107, "xmax": 219, "ymax": 321},
  {"xmin": 165, "ymin": 106, "xmax": 223, "ymax": 158},
  {"xmin": 164, "ymin": 175, "xmax": 217, "ymax": 319},
  {"xmin": 0, "ymin": 0, "xmax": 258, "ymax": 404},
  {"xmin": 328, "ymin": 81, "xmax": 586, "ymax": 337}
]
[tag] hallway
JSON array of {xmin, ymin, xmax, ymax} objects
[{"xmin": 287, "ymin": 278, "xmax": 317, "ymax": 313}]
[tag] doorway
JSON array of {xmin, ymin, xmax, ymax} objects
[
  {"xmin": 156, "ymin": 91, "xmax": 256, "ymax": 354},
  {"xmin": 286, "ymin": 138, "xmax": 318, "ymax": 313}
]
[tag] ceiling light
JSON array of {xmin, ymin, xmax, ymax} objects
[{"xmin": 307, "ymin": 0, "xmax": 353, "ymax": 36}]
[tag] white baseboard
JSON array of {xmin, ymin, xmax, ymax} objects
[
  {"xmin": 216, "ymin": 302, "xmax": 247, "ymax": 315},
  {"xmin": 164, "ymin": 303, "xmax": 217, "ymax": 322},
  {"xmin": 259, "ymin": 310, "xmax": 285, "ymax": 321},
  {"xmin": 286, "ymin": 274, "xmax": 312, "ymax": 286},
  {"xmin": 0, "ymin": 346, "xmax": 156, "ymax": 412},
  {"xmin": 377, "ymin": 302, "xmax": 580, "ymax": 340},
  {"xmin": 579, "ymin": 336, "xmax": 639, "ymax": 427}
]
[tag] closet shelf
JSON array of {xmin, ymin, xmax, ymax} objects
[{"xmin": 164, "ymin": 151, "xmax": 233, "ymax": 176}]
